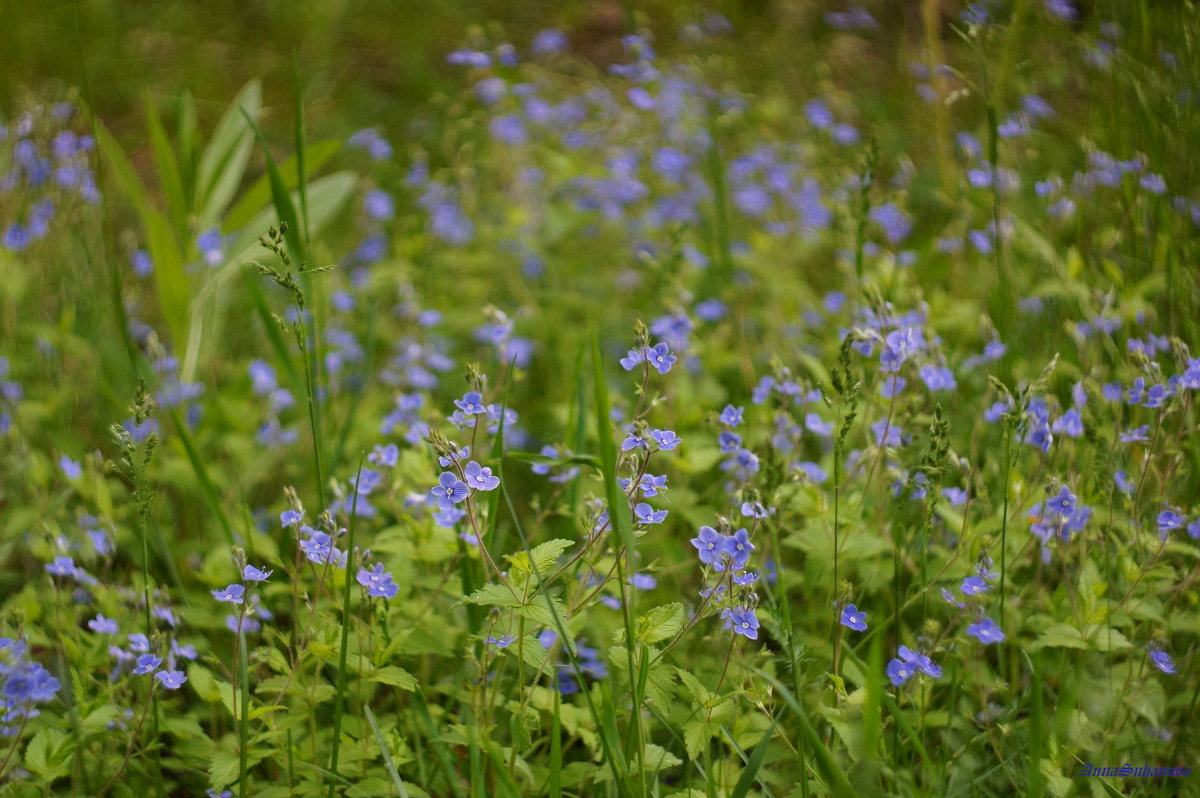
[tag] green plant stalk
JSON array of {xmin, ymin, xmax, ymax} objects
[
  {"xmin": 327, "ymin": 454, "xmax": 365, "ymax": 797},
  {"xmin": 238, "ymin": 613, "xmax": 251, "ymax": 798}
]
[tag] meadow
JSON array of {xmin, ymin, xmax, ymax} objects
[{"xmin": 1, "ymin": 1, "xmax": 1199, "ymax": 796}]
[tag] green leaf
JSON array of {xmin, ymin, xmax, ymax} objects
[
  {"xmin": 197, "ymin": 79, "xmax": 261, "ymax": 223},
  {"xmin": 728, "ymin": 723, "xmax": 776, "ymax": 798},
  {"xmin": 637, "ymin": 603, "xmax": 684, "ymax": 644},
  {"xmin": 683, "ymin": 719, "xmax": 713, "ymax": 760},
  {"xmin": 371, "ymin": 666, "xmax": 419, "ymax": 692},
  {"xmin": 1030, "ymin": 622, "xmax": 1089, "ymax": 651},
  {"xmin": 525, "ymin": 539, "xmax": 574, "ymax": 575},
  {"xmin": 24, "ymin": 728, "xmax": 69, "ymax": 778},
  {"xmin": 675, "ymin": 668, "xmax": 713, "ymax": 706}
]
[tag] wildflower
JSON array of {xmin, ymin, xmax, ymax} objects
[
  {"xmin": 45, "ymin": 556, "xmax": 77, "ymax": 578},
  {"xmin": 242, "ymin": 564, "xmax": 273, "ymax": 582},
  {"xmin": 356, "ymin": 563, "xmax": 399, "ymax": 599},
  {"xmin": 941, "ymin": 587, "xmax": 965, "ymax": 608},
  {"xmin": 619, "ymin": 348, "xmax": 645, "ymax": 371},
  {"xmin": 733, "ymin": 570, "xmax": 759, "ymax": 586},
  {"xmin": 886, "ymin": 658, "xmax": 915, "ymax": 687},
  {"xmin": 621, "ymin": 430, "xmax": 647, "ymax": 452},
  {"xmin": 741, "ymin": 500, "xmax": 769, "ymax": 519},
  {"xmin": 1120, "ymin": 425, "xmax": 1150, "ymax": 443},
  {"xmin": 722, "ymin": 528, "xmax": 755, "ymax": 570},
  {"xmin": 645, "ymin": 343, "xmax": 677, "ymax": 374},
  {"xmin": 966, "ymin": 617, "xmax": 1005, "ymax": 644},
  {"xmin": 720, "ymin": 405, "xmax": 744, "ymax": 426},
  {"xmin": 1045, "ymin": 486, "xmax": 1076, "ymax": 517},
  {"xmin": 133, "ymin": 654, "xmax": 162, "ymax": 675},
  {"xmin": 454, "ymin": 391, "xmax": 487, "ymax": 415},
  {"xmin": 1148, "ymin": 648, "xmax": 1176, "ymax": 675},
  {"xmin": 723, "ymin": 607, "xmax": 761, "ymax": 640},
  {"xmin": 88, "ymin": 614, "xmax": 118, "ymax": 635},
  {"xmin": 431, "ymin": 472, "xmax": 470, "ymax": 510},
  {"xmin": 634, "ymin": 502, "xmax": 668, "ymax": 524},
  {"xmin": 631, "ymin": 573, "xmax": 657, "ymax": 590},
  {"xmin": 638, "ymin": 474, "xmax": 668, "ymax": 497},
  {"xmin": 464, "ymin": 461, "xmax": 501, "ymax": 491},
  {"xmin": 438, "ymin": 445, "xmax": 470, "ymax": 467},
  {"xmin": 154, "ymin": 670, "xmax": 187, "ymax": 690},
  {"xmin": 59, "ymin": 456, "xmax": 82, "ymax": 479},
  {"xmin": 690, "ymin": 526, "xmax": 729, "ymax": 570},
  {"xmin": 211, "ymin": 584, "xmax": 246, "ymax": 604},
  {"xmin": 1157, "ymin": 509, "xmax": 1185, "ymax": 534},
  {"xmin": 961, "ymin": 575, "xmax": 991, "ymax": 596},
  {"xmin": 650, "ymin": 428, "xmax": 681, "ymax": 450},
  {"xmin": 841, "ymin": 604, "xmax": 868, "ymax": 632},
  {"xmin": 368, "ymin": 443, "xmax": 400, "ymax": 468},
  {"xmin": 718, "ymin": 430, "xmax": 742, "ymax": 453},
  {"xmin": 485, "ymin": 635, "xmax": 517, "ymax": 648}
]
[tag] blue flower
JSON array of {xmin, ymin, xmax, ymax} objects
[
  {"xmin": 212, "ymin": 584, "xmax": 246, "ymax": 604},
  {"xmin": 485, "ymin": 635, "xmax": 517, "ymax": 648},
  {"xmin": 59, "ymin": 456, "xmax": 82, "ymax": 479},
  {"xmin": 722, "ymin": 528, "xmax": 755, "ymax": 570},
  {"xmin": 368, "ymin": 443, "xmax": 400, "ymax": 468},
  {"xmin": 45, "ymin": 556, "xmax": 77, "ymax": 578},
  {"xmin": 133, "ymin": 654, "xmax": 162, "ymax": 675},
  {"xmin": 690, "ymin": 526, "xmax": 729, "ymax": 569},
  {"xmin": 650, "ymin": 429, "xmax": 681, "ymax": 450},
  {"xmin": 1045, "ymin": 486, "xmax": 1076, "ymax": 517},
  {"xmin": 723, "ymin": 607, "xmax": 760, "ymax": 640},
  {"xmin": 88, "ymin": 614, "xmax": 118, "ymax": 635},
  {"xmin": 464, "ymin": 461, "xmax": 500, "ymax": 491},
  {"xmin": 966, "ymin": 617, "xmax": 1005, "ymax": 644},
  {"xmin": 243, "ymin": 564, "xmax": 273, "ymax": 582},
  {"xmin": 631, "ymin": 573, "xmax": 657, "ymax": 590},
  {"xmin": 621, "ymin": 430, "xmax": 647, "ymax": 452},
  {"xmin": 356, "ymin": 563, "xmax": 399, "ymax": 599},
  {"xmin": 438, "ymin": 445, "xmax": 470, "ymax": 467},
  {"xmin": 281, "ymin": 509, "xmax": 304, "ymax": 527},
  {"xmin": 1149, "ymin": 648, "xmax": 1176, "ymax": 675},
  {"xmin": 454, "ymin": 391, "xmax": 487, "ymax": 415},
  {"xmin": 840, "ymin": 604, "xmax": 868, "ymax": 632},
  {"xmin": 638, "ymin": 474, "xmax": 668, "ymax": 497},
  {"xmin": 645, "ymin": 343, "xmax": 677, "ymax": 374},
  {"xmin": 886, "ymin": 658, "xmax": 916, "ymax": 687},
  {"xmin": 431, "ymin": 472, "xmax": 470, "ymax": 510},
  {"xmin": 719, "ymin": 405, "xmax": 744, "ymax": 426},
  {"xmin": 154, "ymin": 670, "xmax": 187, "ymax": 690},
  {"xmin": 961, "ymin": 575, "xmax": 991, "ymax": 596},
  {"xmin": 634, "ymin": 502, "xmax": 668, "ymax": 524},
  {"xmin": 619, "ymin": 348, "xmax": 645, "ymax": 371},
  {"xmin": 1157, "ymin": 509, "xmax": 1185, "ymax": 534},
  {"xmin": 733, "ymin": 570, "xmax": 759, "ymax": 586}
]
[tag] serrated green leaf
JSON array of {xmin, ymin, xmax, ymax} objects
[
  {"xmin": 1031, "ymin": 622, "xmax": 1089, "ymax": 651},
  {"xmin": 371, "ymin": 666, "xmax": 419, "ymax": 691},
  {"xmin": 638, "ymin": 603, "xmax": 684, "ymax": 644}
]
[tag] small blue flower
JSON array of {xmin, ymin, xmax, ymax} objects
[
  {"xmin": 212, "ymin": 584, "xmax": 246, "ymax": 604},
  {"xmin": 634, "ymin": 502, "xmax": 668, "ymax": 524},
  {"xmin": 1045, "ymin": 486, "xmax": 1076, "ymax": 518},
  {"xmin": 281, "ymin": 509, "xmax": 304, "ymax": 527},
  {"xmin": 690, "ymin": 526, "xmax": 729, "ymax": 570},
  {"xmin": 645, "ymin": 343, "xmax": 676, "ymax": 374},
  {"xmin": 439, "ymin": 445, "xmax": 470, "ymax": 467},
  {"xmin": 454, "ymin": 391, "xmax": 487, "ymax": 415},
  {"xmin": 961, "ymin": 576, "xmax": 991, "ymax": 596},
  {"xmin": 133, "ymin": 654, "xmax": 162, "ymax": 675},
  {"xmin": 431, "ymin": 472, "xmax": 470, "ymax": 510},
  {"xmin": 621, "ymin": 430, "xmax": 647, "ymax": 452},
  {"xmin": 243, "ymin": 564, "xmax": 273, "ymax": 582},
  {"xmin": 966, "ymin": 617, "xmax": 1005, "ymax": 644},
  {"xmin": 1148, "ymin": 648, "xmax": 1176, "ymax": 675},
  {"xmin": 650, "ymin": 429, "xmax": 681, "ymax": 450},
  {"xmin": 356, "ymin": 563, "xmax": 399, "ymax": 599},
  {"xmin": 619, "ymin": 348, "xmax": 645, "ymax": 371},
  {"xmin": 720, "ymin": 405, "xmax": 744, "ymax": 426},
  {"xmin": 45, "ymin": 556, "xmax": 77, "ymax": 578},
  {"xmin": 464, "ymin": 461, "xmax": 500, "ymax": 491},
  {"xmin": 154, "ymin": 670, "xmax": 187, "ymax": 689},
  {"xmin": 631, "ymin": 573, "xmax": 657, "ymax": 590},
  {"xmin": 485, "ymin": 635, "xmax": 517, "ymax": 648},
  {"xmin": 59, "ymin": 456, "xmax": 82, "ymax": 479},
  {"xmin": 723, "ymin": 607, "xmax": 760, "ymax": 640},
  {"xmin": 840, "ymin": 604, "xmax": 868, "ymax": 632},
  {"xmin": 722, "ymin": 528, "xmax": 755, "ymax": 570},
  {"xmin": 87, "ymin": 614, "xmax": 118, "ymax": 635}
]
